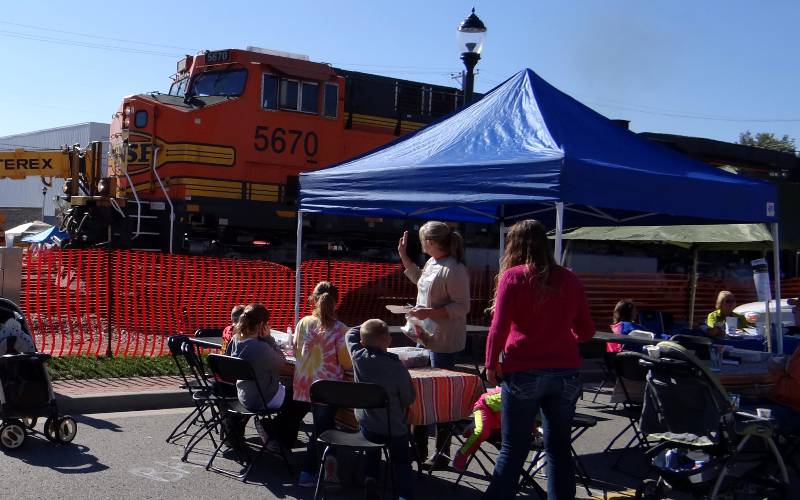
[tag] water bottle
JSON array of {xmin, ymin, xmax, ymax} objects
[{"xmin": 285, "ymin": 326, "xmax": 294, "ymax": 356}]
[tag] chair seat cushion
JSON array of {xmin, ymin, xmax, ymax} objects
[{"xmin": 318, "ymin": 429, "xmax": 384, "ymax": 449}]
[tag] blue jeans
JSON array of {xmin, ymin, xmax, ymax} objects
[
  {"xmin": 304, "ymin": 404, "xmax": 337, "ymax": 473},
  {"xmin": 361, "ymin": 427, "xmax": 415, "ymax": 500},
  {"xmin": 484, "ymin": 368, "xmax": 582, "ymax": 500}
]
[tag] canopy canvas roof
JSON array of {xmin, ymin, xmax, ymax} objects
[
  {"xmin": 556, "ymin": 224, "xmax": 773, "ymax": 250},
  {"xmin": 296, "ymin": 68, "xmax": 785, "ymax": 353},
  {"xmin": 300, "ymin": 68, "xmax": 778, "ymax": 227}
]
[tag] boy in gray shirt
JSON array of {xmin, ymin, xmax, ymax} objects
[{"xmin": 346, "ymin": 319, "xmax": 416, "ymax": 500}]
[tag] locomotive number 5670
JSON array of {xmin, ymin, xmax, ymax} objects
[{"xmin": 253, "ymin": 126, "xmax": 318, "ymax": 157}]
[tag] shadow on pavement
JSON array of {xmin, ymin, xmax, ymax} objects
[
  {"xmin": 6, "ymin": 435, "xmax": 108, "ymax": 474},
  {"xmin": 77, "ymin": 414, "xmax": 124, "ymax": 432}
]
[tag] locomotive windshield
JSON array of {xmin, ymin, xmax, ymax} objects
[
  {"xmin": 169, "ymin": 77, "xmax": 188, "ymax": 96},
  {"xmin": 189, "ymin": 69, "xmax": 247, "ymax": 97}
]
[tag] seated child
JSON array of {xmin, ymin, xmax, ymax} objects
[
  {"xmin": 346, "ymin": 319, "xmax": 416, "ymax": 500},
  {"xmin": 452, "ymin": 387, "xmax": 541, "ymax": 472},
  {"xmin": 221, "ymin": 304, "xmax": 245, "ymax": 354},
  {"xmin": 608, "ymin": 299, "xmax": 645, "ymax": 353}
]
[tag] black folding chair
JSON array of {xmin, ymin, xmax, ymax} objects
[
  {"xmin": 204, "ymin": 353, "xmax": 290, "ymax": 481},
  {"xmin": 309, "ymin": 380, "xmax": 394, "ymax": 500},
  {"xmin": 177, "ymin": 340, "xmax": 230, "ymax": 461},
  {"xmin": 603, "ymin": 351, "xmax": 651, "ymax": 470},
  {"xmin": 523, "ymin": 413, "xmax": 598, "ymax": 496},
  {"xmin": 165, "ymin": 335, "xmax": 219, "ymax": 449}
]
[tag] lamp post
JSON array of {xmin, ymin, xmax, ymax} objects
[{"xmin": 458, "ymin": 7, "xmax": 487, "ymax": 105}]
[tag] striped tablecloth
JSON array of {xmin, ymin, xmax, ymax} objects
[{"xmin": 407, "ymin": 367, "xmax": 483, "ymax": 426}]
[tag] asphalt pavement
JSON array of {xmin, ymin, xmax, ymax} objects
[{"xmin": 0, "ymin": 396, "xmax": 653, "ymax": 500}]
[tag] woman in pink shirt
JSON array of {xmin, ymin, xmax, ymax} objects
[{"xmin": 484, "ymin": 219, "xmax": 595, "ymax": 499}]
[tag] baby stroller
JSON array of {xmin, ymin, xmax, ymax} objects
[
  {"xmin": 635, "ymin": 341, "xmax": 789, "ymax": 499},
  {"xmin": 0, "ymin": 297, "xmax": 77, "ymax": 450}
]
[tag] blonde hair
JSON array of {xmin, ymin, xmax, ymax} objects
[
  {"xmin": 419, "ymin": 221, "xmax": 465, "ymax": 264},
  {"xmin": 234, "ymin": 303, "xmax": 270, "ymax": 339},
  {"xmin": 716, "ymin": 291, "xmax": 735, "ymax": 309},
  {"xmin": 360, "ymin": 319, "xmax": 389, "ymax": 345},
  {"xmin": 309, "ymin": 281, "xmax": 338, "ymax": 330}
]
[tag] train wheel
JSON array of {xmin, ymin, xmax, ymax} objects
[{"xmin": 0, "ymin": 420, "xmax": 26, "ymax": 450}]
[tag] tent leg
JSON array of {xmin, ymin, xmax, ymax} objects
[
  {"xmin": 499, "ymin": 220, "xmax": 505, "ymax": 263},
  {"xmin": 771, "ymin": 222, "xmax": 783, "ymax": 355},
  {"xmin": 688, "ymin": 247, "xmax": 699, "ymax": 328},
  {"xmin": 555, "ymin": 202, "xmax": 564, "ymax": 264},
  {"xmin": 294, "ymin": 212, "xmax": 303, "ymax": 328}
]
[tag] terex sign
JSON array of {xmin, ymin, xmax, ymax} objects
[
  {"xmin": 2, "ymin": 158, "xmax": 55, "ymax": 171},
  {"xmin": 0, "ymin": 151, "xmax": 65, "ymax": 179}
]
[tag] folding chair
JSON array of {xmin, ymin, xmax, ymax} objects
[
  {"xmin": 523, "ymin": 413, "xmax": 598, "ymax": 496},
  {"xmin": 309, "ymin": 380, "xmax": 394, "ymax": 500},
  {"xmin": 165, "ymin": 335, "xmax": 219, "ymax": 450},
  {"xmin": 177, "ymin": 340, "xmax": 229, "ymax": 460},
  {"xmin": 204, "ymin": 353, "xmax": 291, "ymax": 481},
  {"xmin": 637, "ymin": 310, "xmax": 665, "ymax": 336},
  {"xmin": 195, "ymin": 327, "xmax": 224, "ymax": 338},
  {"xmin": 603, "ymin": 351, "xmax": 651, "ymax": 470}
]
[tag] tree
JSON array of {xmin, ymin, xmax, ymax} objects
[{"xmin": 738, "ymin": 130, "xmax": 796, "ymax": 153}]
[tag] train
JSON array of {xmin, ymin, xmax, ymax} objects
[{"xmin": 91, "ymin": 47, "xmax": 474, "ymax": 262}]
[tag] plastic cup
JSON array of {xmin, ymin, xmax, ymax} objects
[
  {"xmin": 644, "ymin": 345, "xmax": 660, "ymax": 359},
  {"xmin": 756, "ymin": 408, "xmax": 772, "ymax": 419},
  {"xmin": 725, "ymin": 317, "xmax": 738, "ymax": 335}
]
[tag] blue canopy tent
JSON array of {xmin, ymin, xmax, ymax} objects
[{"xmin": 298, "ymin": 69, "xmax": 784, "ymax": 351}]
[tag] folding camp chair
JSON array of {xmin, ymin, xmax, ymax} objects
[
  {"xmin": 310, "ymin": 380, "xmax": 394, "ymax": 500},
  {"xmin": 165, "ymin": 335, "xmax": 219, "ymax": 450},
  {"xmin": 204, "ymin": 353, "xmax": 291, "ymax": 481},
  {"xmin": 603, "ymin": 351, "xmax": 651, "ymax": 471}
]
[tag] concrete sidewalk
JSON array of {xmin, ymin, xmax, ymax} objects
[
  {"xmin": 52, "ymin": 359, "xmax": 606, "ymax": 415},
  {"xmin": 53, "ymin": 376, "xmax": 191, "ymax": 414}
]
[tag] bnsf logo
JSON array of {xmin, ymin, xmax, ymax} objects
[{"xmin": 127, "ymin": 143, "xmax": 154, "ymax": 164}]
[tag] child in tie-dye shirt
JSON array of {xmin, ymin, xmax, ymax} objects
[{"xmin": 293, "ymin": 282, "xmax": 352, "ymax": 489}]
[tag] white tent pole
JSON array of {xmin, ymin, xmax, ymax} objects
[
  {"xmin": 772, "ymin": 222, "xmax": 783, "ymax": 355},
  {"xmin": 555, "ymin": 202, "xmax": 564, "ymax": 264},
  {"xmin": 688, "ymin": 246, "xmax": 699, "ymax": 327},
  {"xmin": 294, "ymin": 211, "xmax": 304, "ymax": 328},
  {"xmin": 498, "ymin": 205, "xmax": 505, "ymax": 264}
]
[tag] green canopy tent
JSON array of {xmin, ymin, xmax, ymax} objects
[{"xmin": 554, "ymin": 224, "xmax": 773, "ymax": 326}]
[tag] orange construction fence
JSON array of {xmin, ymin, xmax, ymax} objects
[{"xmin": 18, "ymin": 249, "xmax": 800, "ymax": 357}]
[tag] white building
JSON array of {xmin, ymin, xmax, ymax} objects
[{"xmin": 0, "ymin": 122, "xmax": 109, "ymax": 227}]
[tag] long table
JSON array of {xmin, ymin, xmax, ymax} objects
[{"xmin": 189, "ymin": 335, "xmax": 483, "ymax": 426}]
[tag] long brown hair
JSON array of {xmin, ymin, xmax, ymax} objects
[
  {"xmin": 309, "ymin": 281, "xmax": 338, "ymax": 330},
  {"xmin": 490, "ymin": 219, "xmax": 557, "ymax": 310},
  {"xmin": 234, "ymin": 303, "xmax": 270, "ymax": 339},
  {"xmin": 419, "ymin": 221, "xmax": 465, "ymax": 264}
]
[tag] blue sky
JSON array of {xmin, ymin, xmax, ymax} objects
[{"xmin": 1, "ymin": 0, "xmax": 799, "ymax": 147}]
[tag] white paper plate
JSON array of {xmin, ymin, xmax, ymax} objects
[{"xmin": 385, "ymin": 304, "xmax": 413, "ymax": 314}]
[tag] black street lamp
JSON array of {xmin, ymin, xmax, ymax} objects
[{"xmin": 458, "ymin": 7, "xmax": 487, "ymax": 105}]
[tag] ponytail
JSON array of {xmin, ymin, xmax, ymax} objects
[
  {"xmin": 309, "ymin": 281, "xmax": 338, "ymax": 330},
  {"xmin": 234, "ymin": 303, "xmax": 270, "ymax": 339},
  {"xmin": 419, "ymin": 221, "xmax": 466, "ymax": 264}
]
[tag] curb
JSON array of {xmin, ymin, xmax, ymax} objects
[{"xmin": 55, "ymin": 390, "xmax": 191, "ymax": 415}]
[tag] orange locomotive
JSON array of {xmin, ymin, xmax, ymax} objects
[{"xmin": 96, "ymin": 47, "xmax": 467, "ymax": 260}]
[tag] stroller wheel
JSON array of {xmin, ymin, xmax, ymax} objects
[
  {"xmin": 55, "ymin": 416, "xmax": 77, "ymax": 443},
  {"xmin": 22, "ymin": 417, "xmax": 37, "ymax": 429},
  {"xmin": 0, "ymin": 420, "xmax": 26, "ymax": 450},
  {"xmin": 43, "ymin": 417, "xmax": 58, "ymax": 442}
]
